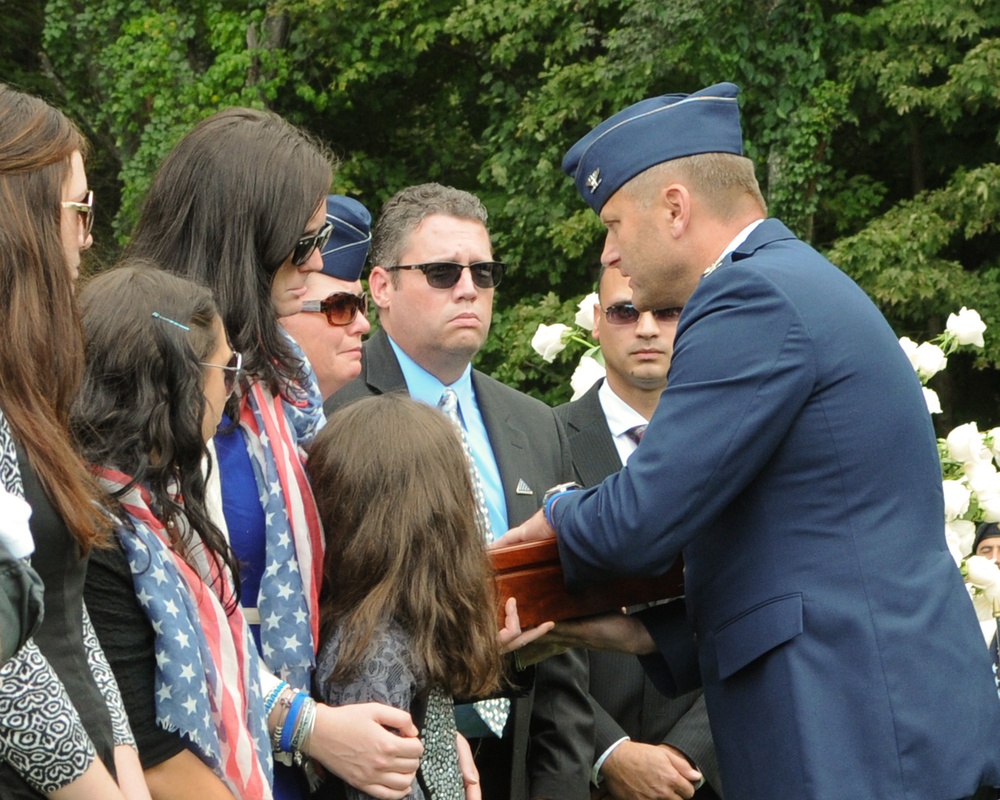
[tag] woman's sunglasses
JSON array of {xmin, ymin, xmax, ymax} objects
[
  {"xmin": 291, "ymin": 220, "xmax": 335, "ymax": 267},
  {"xmin": 603, "ymin": 303, "xmax": 682, "ymax": 326},
  {"xmin": 300, "ymin": 292, "xmax": 368, "ymax": 326},
  {"xmin": 385, "ymin": 261, "xmax": 506, "ymax": 290},
  {"xmin": 62, "ymin": 190, "xmax": 95, "ymax": 237},
  {"xmin": 200, "ymin": 351, "xmax": 244, "ymax": 397}
]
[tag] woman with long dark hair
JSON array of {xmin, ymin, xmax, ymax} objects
[
  {"xmin": 75, "ymin": 265, "xmax": 272, "ymax": 799},
  {"xmin": 126, "ymin": 108, "xmax": 423, "ymax": 800},
  {"xmin": 0, "ymin": 84, "xmax": 145, "ymax": 799}
]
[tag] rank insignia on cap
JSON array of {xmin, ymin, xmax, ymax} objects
[{"xmin": 585, "ymin": 168, "xmax": 602, "ymax": 193}]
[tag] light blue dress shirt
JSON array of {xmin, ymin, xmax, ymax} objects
[{"xmin": 387, "ymin": 335, "xmax": 509, "ymax": 539}]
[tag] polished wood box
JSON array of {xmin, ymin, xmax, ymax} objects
[{"xmin": 491, "ymin": 538, "xmax": 684, "ymax": 628}]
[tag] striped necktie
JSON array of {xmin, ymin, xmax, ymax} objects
[
  {"xmin": 626, "ymin": 424, "xmax": 647, "ymax": 445},
  {"xmin": 438, "ymin": 388, "xmax": 510, "ymax": 737}
]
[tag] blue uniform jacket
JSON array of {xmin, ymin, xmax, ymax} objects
[{"xmin": 551, "ymin": 219, "xmax": 1000, "ymax": 799}]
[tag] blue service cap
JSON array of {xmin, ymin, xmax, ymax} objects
[
  {"xmin": 320, "ymin": 195, "xmax": 372, "ymax": 281},
  {"xmin": 562, "ymin": 82, "xmax": 744, "ymax": 213}
]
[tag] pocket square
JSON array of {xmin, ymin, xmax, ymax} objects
[{"xmin": 515, "ymin": 478, "xmax": 533, "ymax": 495}]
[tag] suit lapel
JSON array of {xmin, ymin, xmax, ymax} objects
[
  {"xmin": 362, "ymin": 328, "xmax": 408, "ymax": 394},
  {"xmin": 559, "ymin": 381, "xmax": 623, "ymax": 487},
  {"xmin": 473, "ymin": 371, "xmax": 537, "ymax": 524}
]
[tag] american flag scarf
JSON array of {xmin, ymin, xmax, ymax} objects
[
  {"xmin": 99, "ymin": 469, "xmax": 273, "ymax": 799},
  {"xmin": 238, "ymin": 382, "xmax": 324, "ymax": 690}
]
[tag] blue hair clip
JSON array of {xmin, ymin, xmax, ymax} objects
[{"xmin": 151, "ymin": 311, "xmax": 190, "ymax": 331}]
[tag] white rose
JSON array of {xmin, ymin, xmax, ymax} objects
[
  {"xmin": 946, "ymin": 519, "xmax": 976, "ymax": 565},
  {"xmin": 972, "ymin": 593, "xmax": 998, "ymax": 634},
  {"xmin": 898, "ymin": 337, "xmax": 920, "ymax": 372},
  {"xmin": 965, "ymin": 461, "xmax": 1000, "ymax": 494},
  {"xmin": 570, "ymin": 355, "xmax": 606, "ymax": 401},
  {"xmin": 913, "ymin": 341, "xmax": 947, "ymax": 381},
  {"xmin": 946, "ymin": 307, "xmax": 987, "ymax": 348},
  {"xmin": 922, "ymin": 387, "xmax": 942, "ymax": 415},
  {"xmin": 946, "ymin": 422, "xmax": 991, "ymax": 466},
  {"xmin": 574, "ymin": 292, "xmax": 600, "ymax": 332},
  {"xmin": 965, "ymin": 555, "xmax": 1000, "ymax": 594},
  {"xmin": 942, "ymin": 479, "xmax": 972, "ymax": 522},
  {"xmin": 987, "ymin": 427, "xmax": 1000, "ymax": 465},
  {"xmin": 979, "ymin": 491, "xmax": 1000, "ymax": 523},
  {"xmin": 531, "ymin": 323, "xmax": 570, "ymax": 362}
]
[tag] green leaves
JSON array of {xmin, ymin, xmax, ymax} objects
[{"xmin": 15, "ymin": 0, "xmax": 999, "ymax": 424}]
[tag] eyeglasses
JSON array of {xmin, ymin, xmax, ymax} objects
[
  {"xmin": 291, "ymin": 220, "xmax": 335, "ymax": 267},
  {"xmin": 300, "ymin": 292, "xmax": 368, "ymax": 326},
  {"xmin": 61, "ymin": 190, "xmax": 95, "ymax": 237},
  {"xmin": 603, "ymin": 303, "xmax": 682, "ymax": 326},
  {"xmin": 385, "ymin": 261, "xmax": 506, "ymax": 290},
  {"xmin": 200, "ymin": 351, "xmax": 243, "ymax": 397}
]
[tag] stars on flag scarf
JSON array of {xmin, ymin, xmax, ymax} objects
[
  {"xmin": 239, "ymin": 383, "xmax": 324, "ymax": 690},
  {"xmin": 100, "ymin": 470, "xmax": 272, "ymax": 799}
]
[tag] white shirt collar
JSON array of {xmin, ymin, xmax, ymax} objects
[{"xmin": 703, "ymin": 218, "xmax": 765, "ymax": 277}]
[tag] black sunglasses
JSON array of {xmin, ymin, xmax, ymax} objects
[
  {"xmin": 291, "ymin": 220, "xmax": 335, "ymax": 267},
  {"xmin": 386, "ymin": 261, "xmax": 506, "ymax": 290},
  {"xmin": 301, "ymin": 292, "xmax": 368, "ymax": 326},
  {"xmin": 200, "ymin": 351, "xmax": 244, "ymax": 397},
  {"xmin": 62, "ymin": 189, "xmax": 95, "ymax": 237},
  {"xmin": 603, "ymin": 303, "xmax": 682, "ymax": 326}
]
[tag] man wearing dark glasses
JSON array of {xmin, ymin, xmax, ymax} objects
[
  {"xmin": 326, "ymin": 183, "xmax": 594, "ymax": 800},
  {"xmin": 553, "ymin": 265, "xmax": 721, "ymax": 800},
  {"xmin": 282, "ymin": 195, "xmax": 373, "ymax": 401}
]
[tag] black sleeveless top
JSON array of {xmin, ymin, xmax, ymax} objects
[{"xmin": 0, "ymin": 449, "xmax": 115, "ymax": 797}]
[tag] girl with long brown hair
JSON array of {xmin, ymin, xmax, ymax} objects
[
  {"xmin": 309, "ymin": 394, "xmax": 507, "ymax": 800},
  {"xmin": 74, "ymin": 265, "xmax": 272, "ymax": 799},
  {"xmin": 0, "ymin": 84, "xmax": 146, "ymax": 799}
]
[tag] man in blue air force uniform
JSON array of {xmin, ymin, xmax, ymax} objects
[{"xmin": 497, "ymin": 83, "xmax": 1000, "ymax": 800}]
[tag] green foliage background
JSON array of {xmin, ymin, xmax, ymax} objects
[{"xmin": 7, "ymin": 0, "xmax": 1000, "ymax": 424}]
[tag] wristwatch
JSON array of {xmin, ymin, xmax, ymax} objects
[
  {"xmin": 542, "ymin": 481, "xmax": 582, "ymax": 505},
  {"xmin": 542, "ymin": 481, "xmax": 582, "ymax": 525}
]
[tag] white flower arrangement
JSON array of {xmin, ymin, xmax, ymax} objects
[
  {"xmin": 530, "ymin": 292, "xmax": 607, "ymax": 400},
  {"xmin": 903, "ymin": 307, "xmax": 1000, "ymax": 645}
]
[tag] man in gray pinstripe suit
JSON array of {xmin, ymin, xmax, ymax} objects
[{"xmin": 555, "ymin": 265, "xmax": 721, "ymax": 800}]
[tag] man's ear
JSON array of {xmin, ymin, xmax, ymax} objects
[
  {"xmin": 368, "ymin": 266, "xmax": 392, "ymax": 309},
  {"xmin": 662, "ymin": 183, "xmax": 691, "ymax": 238},
  {"xmin": 592, "ymin": 301, "xmax": 603, "ymax": 343}
]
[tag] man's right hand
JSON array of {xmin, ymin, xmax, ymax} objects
[{"xmin": 601, "ymin": 741, "xmax": 703, "ymax": 800}]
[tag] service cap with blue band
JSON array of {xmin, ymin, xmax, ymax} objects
[
  {"xmin": 320, "ymin": 195, "xmax": 372, "ymax": 281},
  {"xmin": 561, "ymin": 82, "xmax": 744, "ymax": 213}
]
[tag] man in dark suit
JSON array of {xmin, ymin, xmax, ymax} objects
[
  {"xmin": 499, "ymin": 83, "xmax": 1000, "ymax": 799},
  {"xmin": 325, "ymin": 183, "xmax": 593, "ymax": 800},
  {"xmin": 555, "ymin": 265, "xmax": 720, "ymax": 800}
]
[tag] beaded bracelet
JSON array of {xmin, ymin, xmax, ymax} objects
[
  {"xmin": 263, "ymin": 681, "xmax": 289, "ymax": 716},
  {"xmin": 270, "ymin": 689, "xmax": 296, "ymax": 752}
]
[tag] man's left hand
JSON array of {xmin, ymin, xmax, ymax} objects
[
  {"xmin": 492, "ymin": 508, "xmax": 554, "ymax": 548},
  {"xmin": 602, "ymin": 741, "xmax": 702, "ymax": 800}
]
